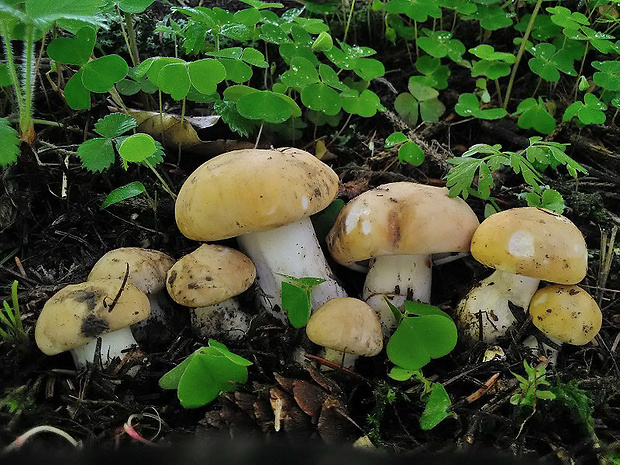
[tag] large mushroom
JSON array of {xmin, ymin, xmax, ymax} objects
[
  {"xmin": 35, "ymin": 279, "xmax": 150, "ymax": 369},
  {"xmin": 175, "ymin": 147, "xmax": 347, "ymax": 321},
  {"xmin": 457, "ymin": 207, "xmax": 588, "ymax": 344},
  {"xmin": 166, "ymin": 244, "xmax": 256, "ymax": 341},
  {"xmin": 327, "ymin": 182, "xmax": 480, "ymax": 335},
  {"xmin": 88, "ymin": 247, "xmax": 176, "ymax": 343}
]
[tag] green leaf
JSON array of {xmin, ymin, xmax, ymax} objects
[
  {"xmin": 385, "ymin": 132, "xmax": 408, "ymax": 147},
  {"xmin": 77, "ymin": 138, "xmax": 115, "ymax": 172},
  {"xmin": 117, "ymin": 0, "xmax": 155, "ymax": 14},
  {"xmin": 237, "ymin": 91, "xmax": 292, "ymax": 123},
  {"xmin": 398, "ymin": 141, "xmax": 424, "ymax": 166},
  {"xmin": 515, "ymin": 98, "xmax": 556, "ymax": 134},
  {"xmin": 116, "ymin": 79, "xmax": 141, "ymax": 95},
  {"xmin": 387, "ymin": 314, "xmax": 458, "ymax": 371},
  {"xmin": 208, "ymin": 339, "xmax": 253, "ymax": 366},
  {"xmin": 241, "ymin": 48, "xmax": 268, "ymax": 68},
  {"xmin": 177, "ymin": 353, "xmax": 222, "ymax": 408},
  {"xmin": 419, "ymin": 383, "xmax": 451, "ymax": 430},
  {"xmin": 525, "ymin": 188, "xmax": 565, "ymax": 213},
  {"xmin": 101, "ymin": 181, "xmax": 147, "ymax": 209},
  {"xmin": 94, "ymin": 113, "xmax": 136, "ymax": 138},
  {"xmin": 419, "ymin": 98, "xmax": 445, "ymax": 122},
  {"xmin": 0, "ymin": 118, "xmax": 20, "ymax": 167},
  {"xmin": 157, "ymin": 63, "xmax": 190, "ymax": 100},
  {"xmin": 0, "ymin": 63, "xmax": 11, "ymax": 87},
  {"xmin": 282, "ymin": 281, "xmax": 312, "ymax": 328},
  {"xmin": 188, "ymin": 59, "xmax": 226, "ymax": 95},
  {"xmin": 394, "ymin": 93, "xmax": 419, "ymax": 125},
  {"xmin": 341, "ymin": 88, "xmax": 383, "ymax": 117},
  {"xmin": 24, "ymin": 0, "xmax": 105, "ymax": 31},
  {"xmin": 301, "ymin": 82, "xmax": 341, "ymax": 115},
  {"xmin": 47, "ymin": 26, "xmax": 96, "ymax": 66},
  {"xmin": 312, "ymin": 31, "xmax": 333, "ymax": 52},
  {"xmin": 592, "ymin": 61, "xmax": 620, "ymax": 91},
  {"xmin": 388, "ymin": 366, "xmax": 416, "ymax": 381},
  {"xmin": 403, "ymin": 301, "xmax": 451, "ymax": 319},
  {"xmin": 158, "ymin": 351, "xmax": 197, "ymax": 390},
  {"xmin": 281, "ymin": 56, "xmax": 319, "ymax": 88},
  {"xmin": 217, "ymin": 58, "xmax": 253, "ymax": 83},
  {"xmin": 118, "ymin": 133, "xmax": 156, "ymax": 163},
  {"xmin": 81, "ymin": 54, "xmax": 129, "ymax": 93},
  {"xmin": 64, "ymin": 69, "xmax": 91, "ymax": 110},
  {"xmin": 353, "ymin": 58, "xmax": 385, "ymax": 81}
]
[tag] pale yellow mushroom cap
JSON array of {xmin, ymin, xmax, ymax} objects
[
  {"xmin": 327, "ymin": 183, "xmax": 480, "ymax": 266},
  {"xmin": 88, "ymin": 248, "xmax": 175, "ymax": 294},
  {"xmin": 306, "ymin": 297, "xmax": 383, "ymax": 356},
  {"xmin": 470, "ymin": 207, "xmax": 587, "ymax": 284},
  {"xmin": 166, "ymin": 244, "xmax": 256, "ymax": 307},
  {"xmin": 35, "ymin": 280, "xmax": 150, "ymax": 355},
  {"xmin": 529, "ymin": 285, "xmax": 602, "ymax": 345},
  {"xmin": 175, "ymin": 148, "xmax": 339, "ymax": 241}
]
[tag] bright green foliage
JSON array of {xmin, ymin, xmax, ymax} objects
[
  {"xmin": 524, "ymin": 188, "xmax": 565, "ymax": 213},
  {"xmin": 384, "ymin": 0, "xmax": 442, "ymax": 23},
  {"xmin": 47, "ymin": 26, "xmax": 97, "ymax": 66},
  {"xmin": 465, "ymin": 5, "xmax": 514, "ymax": 31},
  {"xmin": 417, "ymin": 29, "xmax": 465, "ymax": 63},
  {"xmin": 514, "ymin": 97, "xmax": 556, "ymax": 134},
  {"xmin": 76, "ymin": 113, "xmax": 162, "ymax": 172},
  {"xmin": 81, "ymin": 55, "xmax": 129, "ymax": 93},
  {"xmin": 415, "ymin": 56, "xmax": 450, "ymax": 90},
  {"xmin": 455, "ymin": 93, "xmax": 506, "ymax": 120},
  {"xmin": 470, "ymin": 44, "xmax": 516, "ymax": 80},
  {"xmin": 117, "ymin": 0, "xmax": 156, "ymax": 14},
  {"xmin": 385, "ymin": 132, "xmax": 425, "ymax": 167},
  {"xmin": 563, "ymin": 94, "xmax": 608, "ymax": 125},
  {"xmin": 510, "ymin": 360, "xmax": 556, "ymax": 409},
  {"xmin": 280, "ymin": 275, "xmax": 326, "ymax": 328},
  {"xmin": 592, "ymin": 61, "xmax": 620, "ymax": 91},
  {"xmin": 550, "ymin": 379, "xmax": 595, "ymax": 435},
  {"xmin": 386, "ymin": 300, "xmax": 457, "ymax": 372},
  {"xmin": 0, "ymin": 386, "xmax": 34, "ymax": 414},
  {"xmin": 101, "ymin": 181, "xmax": 147, "ymax": 209},
  {"xmin": 0, "ymin": 118, "xmax": 20, "ymax": 167},
  {"xmin": 528, "ymin": 43, "xmax": 576, "ymax": 82},
  {"xmin": 395, "ymin": 77, "xmax": 445, "ymax": 125},
  {"xmin": 159, "ymin": 340, "xmax": 252, "ymax": 409},
  {"xmin": 0, "ymin": 281, "xmax": 27, "ymax": 344}
]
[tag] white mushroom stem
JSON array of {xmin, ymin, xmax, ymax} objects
[
  {"xmin": 237, "ymin": 217, "xmax": 347, "ymax": 321},
  {"xmin": 70, "ymin": 326, "xmax": 139, "ymax": 369},
  {"xmin": 191, "ymin": 299, "xmax": 251, "ymax": 342},
  {"xmin": 457, "ymin": 270, "xmax": 540, "ymax": 344},
  {"xmin": 362, "ymin": 254, "xmax": 433, "ymax": 337},
  {"xmin": 522, "ymin": 335, "xmax": 560, "ymax": 366}
]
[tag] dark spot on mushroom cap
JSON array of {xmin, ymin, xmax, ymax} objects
[
  {"xmin": 81, "ymin": 314, "xmax": 109, "ymax": 338},
  {"xmin": 569, "ymin": 288, "xmax": 580, "ymax": 296},
  {"xmin": 71, "ymin": 289, "xmax": 100, "ymax": 311},
  {"xmin": 188, "ymin": 282, "xmax": 201, "ymax": 290},
  {"xmin": 168, "ymin": 270, "xmax": 177, "ymax": 286},
  {"xmin": 546, "ymin": 308, "xmax": 552, "ymax": 313}
]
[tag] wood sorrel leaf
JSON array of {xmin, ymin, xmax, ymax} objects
[
  {"xmin": 188, "ymin": 59, "xmax": 227, "ymax": 95},
  {"xmin": 81, "ymin": 54, "xmax": 128, "ymax": 93},
  {"xmin": 64, "ymin": 69, "xmax": 91, "ymax": 110},
  {"xmin": 118, "ymin": 133, "xmax": 156, "ymax": 163},
  {"xmin": 47, "ymin": 26, "xmax": 96, "ymax": 66}
]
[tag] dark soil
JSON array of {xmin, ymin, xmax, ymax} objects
[{"xmin": 1, "ymin": 1, "xmax": 619, "ymax": 463}]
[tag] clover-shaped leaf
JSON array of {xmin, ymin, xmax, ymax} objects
[
  {"xmin": 515, "ymin": 97, "xmax": 556, "ymax": 134},
  {"xmin": 341, "ymin": 88, "xmax": 384, "ymax": 117},
  {"xmin": 455, "ymin": 93, "xmax": 507, "ymax": 120},
  {"xmin": 546, "ymin": 6, "xmax": 589, "ymax": 30},
  {"xmin": 417, "ymin": 29, "xmax": 466, "ymax": 63},
  {"xmin": 384, "ymin": 0, "xmax": 442, "ymax": 22},
  {"xmin": 394, "ymin": 93, "xmax": 419, "ymax": 125},
  {"xmin": 237, "ymin": 90, "xmax": 293, "ymax": 123},
  {"xmin": 281, "ymin": 56, "xmax": 319, "ymax": 88},
  {"xmin": 81, "ymin": 54, "xmax": 128, "ymax": 93},
  {"xmin": 515, "ymin": 14, "xmax": 561, "ymax": 41},
  {"xmin": 188, "ymin": 59, "xmax": 227, "ymax": 94},
  {"xmin": 415, "ymin": 56, "xmax": 450, "ymax": 89},
  {"xmin": 593, "ymin": 60, "xmax": 620, "ymax": 91},
  {"xmin": 563, "ymin": 94, "xmax": 607, "ymax": 125},
  {"xmin": 528, "ymin": 43, "xmax": 576, "ymax": 82},
  {"xmin": 468, "ymin": 5, "xmax": 514, "ymax": 31},
  {"xmin": 47, "ymin": 26, "xmax": 96, "ymax": 66},
  {"xmin": 301, "ymin": 82, "xmax": 342, "ymax": 115}
]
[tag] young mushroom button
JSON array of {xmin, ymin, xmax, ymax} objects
[
  {"xmin": 327, "ymin": 182, "xmax": 480, "ymax": 336},
  {"xmin": 456, "ymin": 207, "xmax": 588, "ymax": 344},
  {"xmin": 175, "ymin": 147, "xmax": 347, "ymax": 320},
  {"xmin": 35, "ymin": 279, "xmax": 150, "ymax": 369},
  {"xmin": 166, "ymin": 244, "xmax": 256, "ymax": 341}
]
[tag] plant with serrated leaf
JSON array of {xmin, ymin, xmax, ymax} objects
[
  {"xmin": 510, "ymin": 360, "xmax": 556, "ymax": 409},
  {"xmin": 280, "ymin": 275, "xmax": 326, "ymax": 328},
  {"xmin": 445, "ymin": 137, "xmax": 587, "ymax": 209},
  {"xmin": 159, "ymin": 339, "xmax": 252, "ymax": 408}
]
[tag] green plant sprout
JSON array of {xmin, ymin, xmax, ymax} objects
[
  {"xmin": 445, "ymin": 137, "xmax": 587, "ymax": 213},
  {"xmin": 159, "ymin": 339, "xmax": 252, "ymax": 409},
  {"xmin": 510, "ymin": 360, "xmax": 556, "ymax": 409},
  {"xmin": 280, "ymin": 275, "xmax": 326, "ymax": 328},
  {"xmin": 513, "ymin": 97, "xmax": 557, "ymax": 134},
  {"xmin": 0, "ymin": 280, "xmax": 27, "ymax": 344},
  {"xmin": 385, "ymin": 131, "xmax": 424, "ymax": 167},
  {"xmin": 394, "ymin": 76, "xmax": 445, "ymax": 126}
]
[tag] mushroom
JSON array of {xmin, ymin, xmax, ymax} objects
[
  {"xmin": 327, "ymin": 182, "xmax": 479, "ymax": 336},
  {"xmin": 166, "ymin": 244, "xmax": 256, "ymax": 341},
  {"xmin": 306, "ymin": 297, "xmax": 383, "ymax": 360},
  {"xmin": 35, "ymin": 279, "xmax": 150, "ymax": 369},
  {"xmin": 88, "ymin": 247, "xmax": 176, "ymax": 343},
  {"xmin": 457, "ymin": 207, "xmax": 588, "ymax": 344},
  {"xmin": 175, "ymin": 147, "xmax": 347, "ymax": 321},
  {"xmin": 526, "ymin": 284, "xmax": 602, "ymax": 364}
]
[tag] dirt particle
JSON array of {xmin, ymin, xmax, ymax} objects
[{"xmin": 81, "ymin": 314, "xmax": 109, "ymax": 338}]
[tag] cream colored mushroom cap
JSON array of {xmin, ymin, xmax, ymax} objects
[
  {"xmin": 88, "ymin": 248, "xmax": 175, "ymax": 294},
  {"xmin": 327, "ymin": 182, "xmax": 480, "ymax": 266},
  {"xmin": 35, "ymin": 279, "xmax": 150, "ymax": 355},
  {"xmin": 166, "ymin": 244, "xmax": 256, "ymax": 307},
  {"xmin": 306, "ymin": 297, "xmax": 383, "ymax": 356},
  {"xmin": 175, "ymin": 148, "xmax": 339, "ymax": 241},
  {"xmin": 530, "ymin": 285, "xmax": 602, "ymax": 345},
  {"xmin": 471, "ymin": 207, "xmax": 587, "ymax": 284}
]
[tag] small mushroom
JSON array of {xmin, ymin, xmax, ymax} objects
[
  {"xmin": 327, "ymin": 182, "xmax": 479, "ymax": 336},
  {"xmin": 457, "ymin": 207, "xmax": 588, "ymax": 344},
  {"xmin": 166, "ymin": 244, "xmax": 256, "ymax": 341},
  {"xmin": 175, "ymin": 147, "xmax": 347, "ymax": 320},
  {"xmin": 35, "ymin": 279, "xmax": 150, "ymax": 368},
  {"xmin": 306, "ymin": 298, "xmax": 383, "ymax": 360},
  {"xmin": 526, "ymin": 284, "xmax": 602, "ymax": 364},
  {"xmin": 88, "ymin": 247, "xmax": 176, "ymax": 343}
]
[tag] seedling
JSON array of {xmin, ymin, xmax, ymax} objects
[
  {"xmin": 280, "ymin": 275, "xmax": 326, "ymax": 328},
  {"xmin": 510, "ymin": 360, "xmax": 556, "ymax": 409},
  {"xmin": 385, "ymin": 132, "xmax": 424, "ymax": 167},
  {"xmin": 394, "ymin": 76, "xmax": 445, "ymax": 125},
  {"xmin": 523, "ymin": 188, "xmax": 565, "ymax": 214},
  {"xmin": 455, "ymin": 93, "xmax": 507, "ymax": 120},
  {"xmin": 563, "ymin": 93, "xmax": 608, "ymax": 126},
  {"xmin": 0, "ymin": 281, "xmax": 27, "ymax": 344},
  {"xmin": 159, "ymin": 339, "xmax": 252, "ymax": 408},
  {"xmin": 514, "ymin": 97, "xmax": 557, "ymax": 134}
]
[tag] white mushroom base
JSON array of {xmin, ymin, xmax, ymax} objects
[
  {"xmin": 362, "ymin": 254, "xmax": 433, "ymax": 336},
  {"xmin": 191, "ymin": 299, "xmax": 250, "ymax": 342},
  {"xmin": 237, "ymin": 217, "xmax": 347, "ymax": 320},
  {"xmin": 71, "ymin": 326, "xmax": 139, "ymax": 370},
  {"xmin": 457, "ymin": 270, "xmax": 540, "ymax": 344}
]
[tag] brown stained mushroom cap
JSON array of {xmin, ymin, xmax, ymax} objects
[
  {"xmin": 166, "ymin": 244, "xmax": 256, "ymax": 307},
  {"xmin": 529, "ymin": 285, "xmax": 602, "ymax": 345},
  {"xmin": 88, "ymin": 248, "xmax": 175, "ymax": 294},
  {"xmin": 327, "ymin": 183, "xmax": 480, "ymax": 266},
  {"xmin": 306, "ymin": 298, "xmax": 383, "ymax": 356},
  {"xmin": 35, "ymin": 280, "xmax": 150, "ymax": 355},
  {"xmin": 470, "ymin": 207, "xmax": 588, "ymax": 284},
  {"xmin": 175, "ymin": 148, "xmax": 339, "ymax": 241}
]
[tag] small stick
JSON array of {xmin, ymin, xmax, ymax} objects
[{"xmin": 465, "ymin": 372, "xmax": 501, "ymax": 403}]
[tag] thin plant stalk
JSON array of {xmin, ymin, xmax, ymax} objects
[
  {"xmin": 503, "ymin": 0, "xmax": 544, "ymax": 109},
  {"xmin": 343, "ymin": 0, "xmax": 356, "ymax": 43},
  {"xmin": 20, "ymin": 25, "xmax": 36, "ymax": 143},
  {"xmin": 1, "ymin": 25, "xmax": 26, "ymax": 129},
  {"xmin": 143, "ymin": 159, "xmax": 177, "ymax": 201},
  {"xmin": 124, "ymin": 12, "xmax": 141, "ymax": 66}
]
